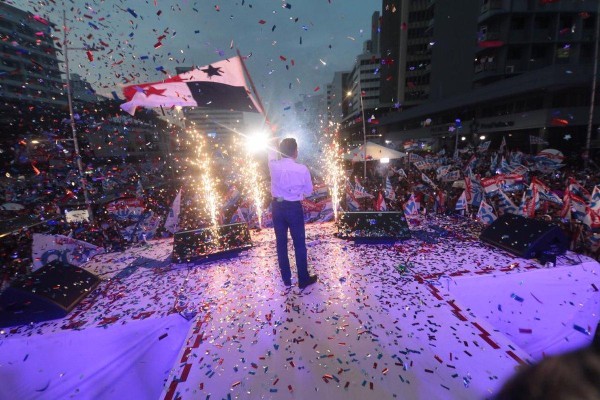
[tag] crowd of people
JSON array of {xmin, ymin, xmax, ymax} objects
[
  {"xmin": 1, "ymin": 140, "xmax": 599, "ymax": 287},
  {"xmin": 345, "ymin": 145, "xmax": 600, "ymax": 260}
]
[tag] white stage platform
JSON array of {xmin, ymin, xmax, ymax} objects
[{"xmin": 1, "ymin": 215, "xmax": 598, "ymax": 400}]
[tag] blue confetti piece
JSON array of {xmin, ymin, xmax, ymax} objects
[
  {"xmin": 497, "ymin": 304, "xmax": 502, "ymax": 312},
  {"xmin": 573, "ymin": 324, "xmax": 590, "ymax": 335},
  {"xmin": 510, "ymin": 293, "xmax": 524, "ymax": 302},
  {"xmin": 127, "ymin": 8, "xmax": 138, "ymax": 18}
]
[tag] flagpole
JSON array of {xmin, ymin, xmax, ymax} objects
[
  {"xmin": 235, "ymin": 49, "xmax": 267, "ymax": 119},
  {"xmin": 584, "ymin": 0, "xmax": 600, "ymax": 169}
]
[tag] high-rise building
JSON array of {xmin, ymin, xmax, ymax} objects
[
  {"xmin": 379, "ymin": 0, "xmax": 478, "ymax": 107},
  {"xmin": 378, "ymin": 0, "xmax": 600, "ymax": 156},
  {"xmin": 474, "ymin": 0, "xmax": 597, "ymax": 87},
  {"xmin": 327, "ymin": 71, "xmax": 350, "ymax": 127},
  {"xmin": 0, "ymin": 3, "xmax": 65, "ymax": 106},
  {"xmin": 341, "ymin": 12, "xmax": 384, "ymax": 143}
]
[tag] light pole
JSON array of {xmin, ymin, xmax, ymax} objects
[
  {"xmin": 358, "ymin": 79, "xmax": 367, "ymax": 179},
  {"xmin": 63, "ymin": 10, "xmax": 94, "ymax": 224}
]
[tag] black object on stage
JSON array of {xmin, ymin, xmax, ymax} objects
[
  {"xmin": 336, "ymin": 211, "xmax": 411, "ymax": 244},
  {"xmin": 479, "ymin": 213, "xmax": 568, "ymax": 259},
  {"xmin": 172, "ymin": 222, "xmax": 253, "ymax": 263},
  {"xmin": 0, "ymin": 261, "xmax": 101, "ymax": 328}
]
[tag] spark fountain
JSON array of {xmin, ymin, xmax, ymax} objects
[
  {"xmin": 319, "ymin": 129, "xmax": 345, "ymax": 222},
  {"xmin": 172, "ymin": 131, "xmax": 252, "ymax": 264},
  {"xmin": 231, "ymin": 136, "xmax": 267, "ymax": 229}
]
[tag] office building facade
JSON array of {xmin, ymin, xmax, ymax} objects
[{"xmin": 378, "ymin": 0, "xmax": 600, "ymax": 157}]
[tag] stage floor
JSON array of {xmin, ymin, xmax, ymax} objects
[{"xmin": 1, "ymin": 215, "xmax": 598, "ymax": 400}]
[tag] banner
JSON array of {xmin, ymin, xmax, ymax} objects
[
  {"xmin": 32, "ymin": 233, "xmax": 103, "ymax": 271},
  {"xmin": 106, "ymin": 197, "xmax": 146, "ymax": 221}
]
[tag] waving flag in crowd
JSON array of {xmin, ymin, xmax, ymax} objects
[
  {"xmin": 404, "ymin": 194, "xmax": 419, "ymax": 216},
  {"xmin": 455, "ymin": 191, "xmax": 467, "ymax": 211},
  {"xmin": 531, "ymin": 177, "xmax": 563, "ymax": 205},
  {"xmin": 591, "ymin": 185, "xmax": 600, "ymax": 213},
  {"xmin": 385, "ymin": 176, "xmax": 396, "ymax": 201},
  {"xmin": 374, "ymin": 191, "xmax": 387, "ymax": 211},
  {"xmin": 567, "ymin": 177, "xmax": 591, "ymax": 202},
  {"xmin": 477, "ymin": 199, "xmax": 497, "ymax": 225},
  {"xmin": 495, "ymin": 189, "xmax": 519, "ymax": 215}
]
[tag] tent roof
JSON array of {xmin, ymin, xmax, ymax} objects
[{"xmin": 344, "ymin": 141, "xmax": 407, "ymax": 161}]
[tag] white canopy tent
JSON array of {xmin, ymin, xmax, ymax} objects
[{"xmin": 344, "ymin": 141, "xmax": 407, "ymax": 162}]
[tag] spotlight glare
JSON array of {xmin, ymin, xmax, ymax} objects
[{"xmin": 245, "ymin": 130, "xmax": 270, "ymax": 153}]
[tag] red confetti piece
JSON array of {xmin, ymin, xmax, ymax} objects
[
  {"xmin": 314, "ymin": 86, "xmax": 320, "ymax": 92},
  {"xmin": 280, "ymin": 55, "xmax": 287, "ymax": 61},
  {"xmin": 86, "ymin": 51, "xmax": 94, "ymax": 62},
  {"xmin": 258, "ymin": 19, "xmax": 266, "ymax": 24}
]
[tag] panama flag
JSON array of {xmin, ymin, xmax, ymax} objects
[{"xmin": 121, "ymin": 57, "xmax": 263, "ymax": 115}]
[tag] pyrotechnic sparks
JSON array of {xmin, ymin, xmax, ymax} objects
[
  {"xmin": 232, "ymin": 136, "xmax": 267, "ymax": 228},
  {"xmin": 189, "ymin": 131, "xmax": 221, "ymax": 227},
  {"xmin": 320, "ymin": 128, "xmax": 345, "ymax": 221}
]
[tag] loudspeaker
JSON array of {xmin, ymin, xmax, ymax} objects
[
  {"xmin": 173, "ymin": 222, "xmax": 253, "ymax": 263},
  {"xmin": 336, "ymin": 211, "xmax": 411, "ymax": 243},
  {"xmin": 479, "ymin": 213, "xmax": 568, "ymax": 259},
  {"xmin": 0, "ymin": 261, "xmax": 101, "ymax": 328}
]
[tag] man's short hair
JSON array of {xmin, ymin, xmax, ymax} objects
[{"xmin": 279, "ymin": 138, "xmax": 297, "ymax": 158}]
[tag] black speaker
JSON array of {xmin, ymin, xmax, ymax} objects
[
  {"xmin": 0, "ymin": 261, "xmax": 101, "ymax": 328},
  {"xmin": 479, "ymin": 213, "xmax": 568, "ymax": 259},
  {"xmin": 173, "ymin": 222, "xmax": 253, "ymax": 263},
  {"xmin": 336, "ymin": 211, "xmax": 411, "ymax": 243}
]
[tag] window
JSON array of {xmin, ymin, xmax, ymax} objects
[
  {"xmin": 507, "ymin": 46, "xmax": 522, "ymax": 60},
  {"xmin": 534, "ymin": 15, "xmax": 550, "ymax": 29},
  {"xmin": 511, "ymin": 16, "xmax": 525, "ymax": 30},
  {"xmin": 531, "ymin": 45, "xmax": 547, "ymax": 59}
]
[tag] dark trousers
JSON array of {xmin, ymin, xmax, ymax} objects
[{"xmin": 271, "ymin": 200, "xmax": 310, "ymax": 285}]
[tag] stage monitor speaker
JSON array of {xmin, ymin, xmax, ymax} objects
[
  {"xmin": 173, "ymin": 222, "xmax": 253, "ymax": 263},
  {"xmin": 479, "ymin": 213, "xmax": 568, "ymax": 259},
  {"xmin": 336, "ymin": 211, "xmax": 411, "ymax": 243},
  {"xmin": 0, "ymin": 261, "xmax": 101, "ymax": 328}
]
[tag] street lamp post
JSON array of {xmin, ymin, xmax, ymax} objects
[
  {"xmin": 63, "ymin": 10, "xmax": 94, "ymax": 224},
  {"xmin": 358, "ymin": 79, "xmax": 367, "ymax": 179}
]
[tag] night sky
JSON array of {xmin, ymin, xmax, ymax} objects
[{"xmin": 15, "ymin": 0, "xmax": 380, "ymax": 124}]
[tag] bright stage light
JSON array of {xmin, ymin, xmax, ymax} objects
[
  {"xmin": 380, "ymin": 158, "xmax": 390, "ymax": 164},
  {"xmin": 245, "ymin": 130, "xmax": 270, "ymax": 153}
]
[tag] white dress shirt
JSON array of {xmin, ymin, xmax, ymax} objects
[{"xmin": 268, "ymin": 150, "xmax": 313, "ymax": 201}]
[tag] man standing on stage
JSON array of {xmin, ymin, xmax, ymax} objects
[{"xmin": 268, "ymin": 138, "xmax": 318, "ymax": 289}]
